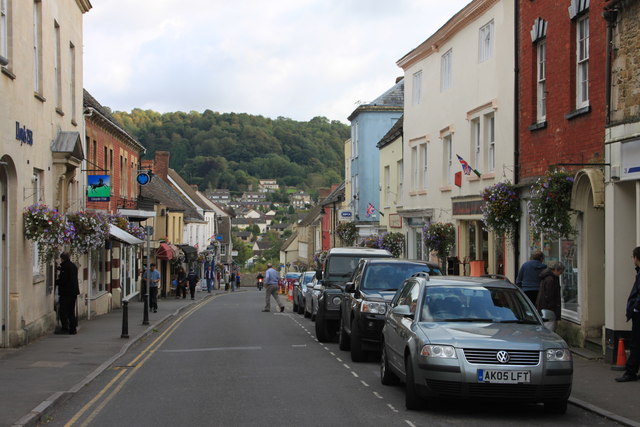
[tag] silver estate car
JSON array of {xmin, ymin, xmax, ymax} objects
[{"xmin": 381, "ymin": 274, "xmax": 572, "ymax": 413}]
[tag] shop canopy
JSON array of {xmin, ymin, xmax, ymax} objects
[
  {"xmin": 155, "ymin": 242, "xmax": 175, "ymax": 260},
  {"xmin": 109, "ymin": 224, "xmax": 144, "ymax": 245}
]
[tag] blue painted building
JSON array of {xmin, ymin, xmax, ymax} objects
[{"xmin": 348, "ymin": 79, "xmax": 404, "ymax": 235}]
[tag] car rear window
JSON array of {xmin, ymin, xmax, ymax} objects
[
  {"xmin": 362, "ymin": 263, "xmax": 441, "ymax": 291},
  {"xmin": 421, "ymin": 286, "xmax": 539, "ymax": 324}
]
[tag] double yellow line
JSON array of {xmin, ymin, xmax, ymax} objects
[{"xmin": 65, "ymin": 296, "xmax": 216, "ymax": 427}]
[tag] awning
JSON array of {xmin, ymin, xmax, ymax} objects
[
  {"xmin": 155, "ymin": 243, "xmax": 175, "ymax": 260},
  {"xmin": 178, "ymin": 244, "xmax": 198, "ymax": 262},
  {"xmin": 109, "ymin": 224, "xmax": 144, "ymax": 245}
]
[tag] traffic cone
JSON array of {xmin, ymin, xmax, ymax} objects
[
  {"xmin": 288, "ymin": 285, "xmax": 293, "ymax": 301},
  {"xmin": 612, "ymin": 337, "xmax": 628, "ymax": 371}
]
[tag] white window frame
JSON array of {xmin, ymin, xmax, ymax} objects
[
  {"xmin": 479, "ymin": 20, "xmax": 494, "ymax": 63},
  {"xmin": 420, "ymin": 143, "xmax": 428, "ymax": 189},
  {"xmin": 441, "ymin": 49, "xmax": 453, "ymax": 91},
  {"xmin": 486, "ymin": 114, "xmax": 495, "ymax": 172},
  {"xmin": 411, "ymin": 146, "xmax": 418, "ymax": 191},
  {"xmin": 54, "ymin": 21, "xmax": 61, "ymax": 109},
  {"xmin": 471, "ymin": 119, "xmax": 481, "ymax": 169},
  {"xmin": 576, "ymin": 15, "xmax": 589, "ymax": 108},
  {"xmin": 384, "ymin": 166, "xmax": 390, "ymax": 207},
  {"xmin": 352, "ymin": 122, "xmax": 359, "ymax": 158},
  {"xmin": 33, "ymin": 0, "xmax": 42, "ymax": 93},
  {"xmin": 397, "ymin": 160, "xmax": 403, "ymax": 205},
  {"xmin": 443, "ymin": 135, "xmax": 453, "ymax": 185},
  {"xmin": 70, "ymin": 42, "xmax": 77, "ymax": 121},
  {"xmin": 0, "ymin": 0, "xmax": 8, "ymax": 65},
  {"xmin": 536, "ymin": 40, "xmax": 547, "ymax": 122},
  {"xmin": 412, "ymin": 70, "xmax": 422, "ymax": 105}
]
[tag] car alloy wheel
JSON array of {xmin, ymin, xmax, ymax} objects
[{"xmin": 380, "ymin": 344, "xmax": 399, "ymax": 385}]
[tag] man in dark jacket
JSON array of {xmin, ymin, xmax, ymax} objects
[
  {"xmin": 186, "ymin": 269, "xmax": 200, "ymax": 300},
  {"xmin": 516, "ymin": 250, "xmax": 546, "ymax": 304},
  {"xmin": 616, "ymin": 247, "xmax": 640, "ymax": 382},
  {"xmin": 536, "ymin": 262, "xmax": 564, "ymax": 331},
  {"xmin": 56, "ymin": 252, "xmax": 80, "ymax": 334}
]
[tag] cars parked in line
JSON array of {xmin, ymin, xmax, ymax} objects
[
  {"xmin": 279, "ymin": 272, "xmax": 301, "ymax": 295},
  {"xmin": 381, "ymin": 274, "xmax": 572, "ymax": 413},
  {"xmin": 339, "ymin": 259, "xmax": 442, "ymax": 362},
  {"xmin": 314, "ymin": 247, "xmax": 392, "ymax": 342},
  {"xmin": 293, "ymin": 271, "xmax": 316, "ymax": 314}
]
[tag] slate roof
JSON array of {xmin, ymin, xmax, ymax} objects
[
  {"xmin": 168, "ymin": 168, "xmax": 211, "ymax": 211},
  {"xmin": 281, "ymin": 231, "xmax": 298, "ymax": 251},
  {"xmin": 320, "ymin": 182, "xmax": 345, "ymax": 207},
  {"xmin": 298, "ymin": 205, "xmax": 322, "ymax": 227},
  {"xmin": 140, "ymin": 176, "xmax": 204, "ymax": 222},
  {"xmin": 348, "ymin": 79, "xmax": 404, "ymax": 121},
  {"xmin": 51, "ymin": 131, "xmax": 84, "ymax": 160},
  {"xmin": 377, "ymin": 115, "xmax": 403, "ymax": 149}
]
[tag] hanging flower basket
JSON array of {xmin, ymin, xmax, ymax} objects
[
  {"xmin": 23, "ymin": 204, "xmax": 74, "ymax": 263},
  {"xmin": 67, "ymin": 211, "xmax": 110, "ymax": 254},
  {"xmin": 481, "ymin": 181, "xmax": 521, "ymax": 241},
  {"xmin": 381, "ymin": 232, "xmax": 405, "ymax": 258},
  {"xmin": 529, "ymin": 170, "xmax": 575, "ymax": 239},
  {"xmin": 423, "ymin": 222, "xmax": 456, "ymax": 268},
  {"xmin": 336, "ymin": 222, "xmax": 357, "ymax": 246},
  {"xmin": 127, "ymin": 223, "xmax": 146, "ymax": 240},
  {"xmin": 314, "ymin": 250, "xmax": 327, "ymax": 270}
]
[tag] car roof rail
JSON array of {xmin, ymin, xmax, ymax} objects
[
  {"xmin": 411, "ymin": 272, "xmax": 430, "ymax": 280},
  {"xmin": 480, "ymin": 274, "xmax": 512, "ymax": 284}
]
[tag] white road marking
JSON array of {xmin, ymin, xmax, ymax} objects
[
  {"xmin": 323, "ymin": 346, "xmax": 329, "ymax": 351},
  {"xmin": 161, "ymin": 346, "xmax": 262, "ymax": 353},
  {"xmin": 373, "ymin": 391, "xmax": 383, "ymax": 399},
  {"xmin": 361, "ymin": 380, "xmax": 369, "ymax": 387},
  {"xmin": 387, "ymin": 403, "xmax": 398, "ymax": 413},
  {"xmin": 291, "ymin": 344, "xmax": 307, "ymax": 348},
  {"xmin": 405, "ymin": 421, "xmax": 417, "ymax": 427},
  {"xmin": 329, "ymin": 352, "xmax": 336, "ymax": 356},
  {"xmin": 343, "ymin": 363, "xmax": 351, "ymax": 370},
  {"xmin": 351, "ymin": 371, "xmax": 359, "ymax": 378}
]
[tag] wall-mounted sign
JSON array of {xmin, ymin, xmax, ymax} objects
[
  {"xmin": 389, "ymin": 213, "xmax": 402, "ymax": 228},
  {"xmin": 339, "ymin": 209, "xmax": 354, "ymax": 221},
  {"xmin": 15, "ymin": 121, "xmax": 34, "ymax": 146},
  {"xmin": 621, "ymin": 138, "xmax": 640, "ymax": 181},
  {"xmin": 87, "ymin": 175, "xmax": 111, "ymax": 201},
  {"xmin": 136, "ymin": 171, "xmax": 151, "ymax": 185}
]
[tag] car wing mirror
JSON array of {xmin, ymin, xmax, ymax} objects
[
  {"xmin": 392, "ymin": 305, "xmax": 414, "ymax": 318},
  {"xmin": 345, "ymin": 282, "xmax": 355, "ymax": 293},
  {"xmin": 313, "ymin": 283, "xmax": 324, "ymax": 291},
  {"xmin": 540, "ymin": 309, "xmax": 556, "ymax": 323}
]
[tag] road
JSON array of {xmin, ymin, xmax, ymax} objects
[{"xmin": 44, "ymin": 289, "xmax": 616, "ymax": 427}]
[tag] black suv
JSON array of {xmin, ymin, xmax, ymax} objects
[
  {"xmin": 338, "ymin": 258, "xmax": 442, "ymax": 362},
  {"xmin": 314, "ymin": 247, "xmax": 392, "ymax": 342}
]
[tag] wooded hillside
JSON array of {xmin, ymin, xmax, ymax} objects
[{"xmin": 113, "ymin": 109, "xmax": 349, "ymax": 196}]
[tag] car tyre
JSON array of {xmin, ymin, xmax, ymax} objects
[
  {"xmin": 338, "ymin": 317, "xmax": 351, "ymax": 351},
  {"xmin": 350, "ymin": 318, "xmax": 366, "ymax": 362},
  {"xmin": 315, "ymin": 308, "xmax": 331, "ymax": 342},
  {"xmin": 544, "ymin": 399, "xmax": 568, "ymax": 414},
  {"xmin": 380, "ymin": 344, "xmax": 399, "ymax": 385},
  {"xmin": 292, "ymin": 297, "xmax": 298, "ymax": 313},
  {"xmin": 304, "ymin": 305, "xmax": 311, "ymax": 318},
  {"xmin": 297, "ymin": 299, "xmax": 305, "ymax": 315},
  {"xmin": 405, "ymin": 356, "xmax": 425, "ymax": 410}
]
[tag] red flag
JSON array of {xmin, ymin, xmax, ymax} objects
[{"xmin": 366, "ymin": 203, "xmax": 375, "ymax": 217}]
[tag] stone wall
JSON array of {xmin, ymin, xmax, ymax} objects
[{"xmin": 610, "ymin": 0, "xmax": 640, "ymax": 123}]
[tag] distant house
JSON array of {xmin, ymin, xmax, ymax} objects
[
  {"xmin": 268, "ymin": 222, "xmax": 291, "ymax": 238},
  {"xmin": 205, "ymin": 189, "xmax": 231, "ymax": 204},
  {"xmin": 241, "ymin": 192, "xmax": 267, "ymax": 202},
  {"xmin": 253, "ymin": 240, "xmax": 272, "ymax": 258},
  {"xmin": 290, "ymin": 191, "xmax": 311, "ymax": 209},
  {"xmin": 259, "ymin": 179, "xmax": 279, "ymax": 192},
  {"xmin": 235, "ymin": 231, "xmax": 252, "ymax": 242}
]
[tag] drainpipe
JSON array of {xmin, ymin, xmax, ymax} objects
[
  {"xmin": 513, "ymin": 0, "xmax": 521, "ymax": 279},
  {"xmin": 603, "ymin": 7, "xmax": 618, "ymax": 126}
]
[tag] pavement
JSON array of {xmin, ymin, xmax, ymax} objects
[{"xmin": 0, "ymin": 287, "xmax": 639, "ymax": 427}]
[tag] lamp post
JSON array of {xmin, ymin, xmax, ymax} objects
[{"xmin": 142, "ymin": 225, "xmax": 153, "ymax": 325}]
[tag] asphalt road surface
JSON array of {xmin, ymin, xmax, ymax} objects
[{"xmin": 44, "ymin": 289, "xmax": 618, "ymax": 427}]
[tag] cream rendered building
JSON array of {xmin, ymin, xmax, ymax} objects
[
  {"xmin": 0, "ymin": 0, "xmax": 92, "ymax": 346},
  {"xmin": 377, "ymin": 117, "xmax": 405, "ymax": 243},
  {"xmin": 397, "ymin": 0, "xmax": 515, "ymax": 278}
]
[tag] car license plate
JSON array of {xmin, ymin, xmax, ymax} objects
[{"xmin": 477, "ymin": 369, "xmax": 530, "ymax": 384}]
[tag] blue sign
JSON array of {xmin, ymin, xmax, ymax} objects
[
  {"xmin": 341, "ymin": 211, "xmax": 353, "ymax": 218},
  {"xmin": 216, "ymin": 234, "xmax": 223, "ymax": 241},
  {"xmin": 136, "ymin": 172, "xmax": 151, "ymax": 185},
  {"xmin": 15, "ymin": 121, "xmax": 33, "ymax": 146}
]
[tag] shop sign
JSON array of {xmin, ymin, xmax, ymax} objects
[
  {"xmin": 452, "ymin": 200, "xmax": 484, "ymax": 216},
  {"xmin": 87, "ymin": 175, "xmax": 111, "ymax": 201},
  {"xmin": 621, "ymin": 138, "xmax": 640, "ymax": 181},
  {"xmin": 15, "ymin": 121, "xmax": 34, "ymax": 146}
]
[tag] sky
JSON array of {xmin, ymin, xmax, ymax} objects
[{"xmin": 83, "ymin": 0, "xmax": 471, "ymax": 123}]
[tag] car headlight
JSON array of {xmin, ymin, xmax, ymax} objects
[
  {"xmin": 331, "ymin": 296, "xmax": 342, "ymax": 306},
  {"xmin": 420, "ymin": 345, "xmax": 457, "ymax": 359},
  {"xmin": 361, "ymin": 301, "xmax": 386, "ymax": 315},
  {"xmin": 546, "ymin": 348, "xmax": 571, "ymax": 362}
]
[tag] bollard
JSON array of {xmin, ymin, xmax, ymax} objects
[
  {"xmin": 121, "ymin": 299, "xmax": 129, "ymax": 339},
  {"xmin": 142, "ymin": 288, "xmax": 149, "ymax": 325}
]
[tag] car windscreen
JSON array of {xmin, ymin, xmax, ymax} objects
[
  {"xmin": 285, "ymin": 273, "xmax": 301, "ymax": 280},
  {"xmin": 421, "ymin": 285, "xmax": 539, "ymax": 324},
  {"xmin": 361, "ymin": 264, "xmax": 441, "ymax": 291},
  {"xmin": 325, "ymin": 256, "xmax": 367, "ymax": 281},
  {"xmin": 301, "ymin": 272, "xmax": 315, "ymax": 285}
]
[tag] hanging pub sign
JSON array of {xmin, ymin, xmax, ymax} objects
[{"xmin": 87, "ymin": 175, "xmax": 111, "ymax": 201}]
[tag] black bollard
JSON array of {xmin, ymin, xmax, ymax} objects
[{"xmin": 121, "ymin": 299, "xmax": 129, "ymax": 339}]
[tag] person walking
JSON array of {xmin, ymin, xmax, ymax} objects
[
  {"xmin": 263, "ymin": 263, "xmax": 284, "ymax": 312},
  {"xmin": 176, "ymin": 266, "xmax": 187, "ymax": 299},
  {"xmin": 204, "ymin": 265, "xmax": 215, "ymax": 293},
  {"xmin": 145, "ymin": 263, "xmax": 161, "ymax": 313},
  {"xmin": 516, "ymin": 250, "xmax": 547, "ymax": 303},
  {"xmin": 234, "ymin": 271, "xmax": 241, "ymax": 292},
  {"xmin": 616, "ymin": 247, "xmax": 640, "ymax": 382},
  {"xmin": 187, "ymin": 268, "xmax": 200, "ymax": 300},
  {"xmin": 56, "ymin": 252, "xmax": 80, "ymax": 335},
  {"xmin": 536, "ymin": 262, "xmax": 564, "ymax": 332}
]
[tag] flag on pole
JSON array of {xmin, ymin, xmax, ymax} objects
[
  {"xmin": 456, "ymin": 154, "xmax": 482, "ymax": 177},
  {"xmin": 366, "ymin": 203, "xmax": 384, "ymax": 217}
]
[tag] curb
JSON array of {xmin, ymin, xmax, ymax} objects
[
  {"xmin": 569, "ymin": 397, "xmax": 640, "ymax": 427},
  {"xmin": 12, "ymin": 295, "xmax": 215, "ymax": 427}
]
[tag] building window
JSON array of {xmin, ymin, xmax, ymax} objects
[
  {"xmin": 384, "ymin": 166, "xmax": 390, "ymax": 207},
  {"xmin": 576, "ymin": 15, "xmax": 589, "ymax": 108},
  {"xmin": 471, "ymin": 118, "xmax": 481, "ymax": 169},
  {"xmin": 412, "ymin": 70, "xmax": 422, "ymax": 105},
  {"xmin": 397, "ymin": 160, "xmax": 403, "ymax": 205},
  {"xmin": 478, "ymin": 20, "xmax": 494, "ymax": 62},
  {"xmin": 441, "ymin": 49, "xmax": 453, "ymax": 91},
  {"xmin": 411, "ymin": 146, "xmax": 418, "ymax": 191},
  {"xmin": 420, "ymin": 143, "xmax": 428, "ymax": 189},
  {"xmin": 486, "ymin": 114, "xmax": 495, "ymax": 172},
  {"xmin": 69, "ymin": 42, "xmax": 77, "ymax": 121},
  {"xmin": 54, "ymin": 21, "xmax": 62, "ymax": 109},
  {"xmin": 33, "ymin": 0, "xmax": 42, "ymax": 94},
  {"xmin": 536, "ymin": 40, "xmax": 547, "ymax": 122},
  {"xmin": 352, "ymin": 122, "xmax": 358, "ymax": 158},
  {"xmin": 443, "ymin": 135, "xmax": 452, "ymax": 185},
  {"xmin": 1, "ymin": 0, "xmax": 9, "ymax": 66}
]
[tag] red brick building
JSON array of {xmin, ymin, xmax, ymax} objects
[{"xmin": 517, "ymin": 0, "xmax": 607, "ymax": 349}]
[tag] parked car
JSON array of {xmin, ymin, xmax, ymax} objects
[
  {"xmin": 339, "ymin": 259, "xmax": 442, "ymax": 362},
  {"xmin": 381, "ymin": 274, "xmax": 572, "ymax": 413},
  {"xmin": 303, "ymin": 277, "xmax": 321, "ymax": 320},
  {"xmin": 293, "ymin": 271, "xmax": 316, "ymax": 314}
]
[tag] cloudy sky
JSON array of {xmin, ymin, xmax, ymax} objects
[{"xmin": 84, "ymin": 0, "xmax": 470, "ymax": 123}]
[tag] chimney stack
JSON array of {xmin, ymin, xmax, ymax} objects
[{"xmin": 154, "ymin": 151, "xmax": 170, "ymax": 181}]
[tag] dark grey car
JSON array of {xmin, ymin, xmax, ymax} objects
[{"xmin": 381, "ymin": 275, "xmax": 572, "ymax": 413}]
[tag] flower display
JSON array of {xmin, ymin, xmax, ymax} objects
[
  {"xmin": 481, "ymin": 181, "xmax": 521, "ymax": 241},
  {"xmin": 314, "ymin": 250, "xmax": 327, "ymax": 270},
  {"xmin": 23, "ymin": 204, "xmax": 74, "ymax": 263},
  {"xmin": 109, "ymin": 214, "xmax": 146, "ymax": 240},
  {"xmin": 529, "ymin": 170, "xmax": 575, "ymax": 239},
  {"xmin": 336, "ymin": 222, "xmax": 357, "ymax": 247},
  {"xmin": 381, "ymin": 232, "xmax": 405, "ymax": 258},
  {"xmin": 423, "ymin": 222, "xmax": 456, "ymax": 268},
  {"xmin": 127, "ymin": 223, "xmax": 146, "ymax": 240},
  {"xmin": 66, "ymin": 211, "xmax": 110, "ymax": 254}
]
